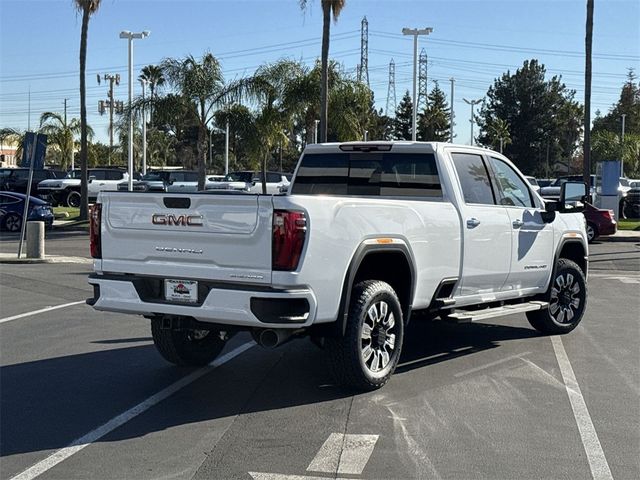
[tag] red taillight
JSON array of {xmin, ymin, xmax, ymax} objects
[
  {"xmin": 599, "ymin": 209, "xmax": 614, "ymax": 221},
  {"xmin": 90, "ymin": 203, "xmax": 102, "ymax": 259},
  {"xmin": 272, "ymin": 210, "xmax": 307, "ymax": 271}
]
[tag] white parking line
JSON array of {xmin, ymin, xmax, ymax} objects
[
  {"xmin": 551, "ymin": 336, "xmax": 613, "ymax": 480},
  {"xmin": 9, "ymin": 341, "xmax": 255, "ymax": 480},
  {"xmin": 307, "ymin": 433, "xmax": 379, "ymax": 475},
  {"xmin": 0, "ymin": 301, "xmax": 85, "ymax": 325}
]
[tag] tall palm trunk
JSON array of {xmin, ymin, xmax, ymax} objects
[
  {"xmin": 197, "ymin": 101, "xmax": 206, "ymax": 191},
  {"xmin": 320, "ymin": 4, "xmax": 331, "ymax": 143},
  {"xmin": 583, "ymin": 0, "xmax": 594, "ymax": 185},
  {"xmin": 79, "ymin": 7, "xmax": 90, "ymax": 220}
]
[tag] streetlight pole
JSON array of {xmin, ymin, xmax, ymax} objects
[
  {"xmin": 225, "ymin": 119, "xmax": 229, "ymax": 175},
  {"xmin": 402, "ymin": 27, "xmax": 433, "ymax": 141},
  {"xmin": 140, "ymin": 78, "xmax": 148, "ymax": 175},
  {"xmin": 621, "ymin": 113, "xmax": 627, "ymax": 177},
  {"xmin": 449, "ymin": 78, "xmax": 455, "ymax": 143},
  {"xmin": 314, "ymin": 119, "xmax": 319, "ymax": 144},
  {"xmin": 463, "ymin": 98, "xmax": 482, "ymax": 145},
  {"xmin": 119, "ymin": 30, "xmax": 150, "ymax": 191}
]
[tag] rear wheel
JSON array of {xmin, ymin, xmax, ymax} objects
[
  {"xmin": 527, "ymin": 258, "xmax": 587, "ymax": 335},
  {"xmin": 151, "ymin": 318, "xmax": 226, "ymax": 366},
  {"xmin": 327, "ymin": 280, "xmax": 404, "ymax": 391},
  {"xmin": 586, "ymin": 222, "xmax": 598, "ymax": 243},
  {"xmin": 66, "ymin": 190, "xmax": 80, "ymax": 208},
  {"xmin": 3, "ymin": 213, "xmax": 22, "ymax": 232}
]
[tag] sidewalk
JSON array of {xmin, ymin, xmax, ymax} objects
[
  {"xmin": 0, "ymin": 252, "xmax": 92, "ymax": 264},
  {"xmin": 601, "ymin": 229, "xmax": 640, "ymax": 242}
]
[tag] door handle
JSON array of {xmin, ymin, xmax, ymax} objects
[
  {"xmin": 512, "ymin": 219, "xmax": 524, "ymax": 228},
  {"xmin": 466, "ymin": 218, "xmax": 481, "ymax": 228}
]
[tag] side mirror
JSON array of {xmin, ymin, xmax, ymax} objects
[
  {"xmin": 560, "ymin": 181, "xmax": 588, "ymax": 213},
  {"xmin": 541, "ymin": 200, "xmax": 558, "ymax": 223}
]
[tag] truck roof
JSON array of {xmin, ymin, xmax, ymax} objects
[{"xmin": 302, "ymin": 141, "xmax": 496, "ymax": 156}]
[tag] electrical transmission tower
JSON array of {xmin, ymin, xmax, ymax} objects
[
  {"xmin": 358, "ymin": 16, "xmax": 369, "ymax": 85},
  {"xmin": 97, "ymin": 73, "xmax": 123, "ymax": 166},
  {"xmin": 417, "ymin": 48, "xmax": 428, "ymax": 113},
  {"xmin": 386, "ymin": 59, "xmax": 397, "ymax": 116}
]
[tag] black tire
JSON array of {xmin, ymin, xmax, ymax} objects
[
  {"xmin": 2, "ymin": 212, "xmax": 22, "ymax": 232},
  {"xmin": 66, "ymin": 190, "xmax": 81, "ymax": 208},
  {"xmin": 151, "ymin": 318, "xmax": 226, "ymax": 366},
  {"xmin": 327, "ymin": 280, "xmax": 404, "ymax": 391},
  {"xmin": 586, "ymin": 222, "xmax": 598, "ymax": 243},
  {"xmin": 527, "ymin": 258, "xmax": 587, "ymax": 335}
]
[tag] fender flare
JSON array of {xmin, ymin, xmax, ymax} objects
[
  {"xmin": 544, "ymin": 237, "xmax": 588, "ymax": 292},
  {"xmin": 335, "ymin": 240, "xmax": 416, "ymax": 336}
]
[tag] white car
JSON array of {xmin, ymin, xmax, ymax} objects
[
  {"xmin": 38, "ymin": 168, "xmax": 128, "ymax": 207},
  {"xmin": 205, "ymin": 171, "xmax": 290, "ymax": 194}
]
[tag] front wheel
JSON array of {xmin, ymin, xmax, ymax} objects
[
  {"xmin": 527, "ymin": 258, "xmax": 587, "ymax": 335},
  {"xmin": 151, "ymin": 318, "xmax": 226, "ymax": 366},
  {"xmin": 327, "ymin": 280, "xmax": 404, "ymax": 391},
  {"xmin": 66, "ymin": 190, "xmax": 81, "ymax": 208}
]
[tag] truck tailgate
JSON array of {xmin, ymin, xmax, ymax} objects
[{"xmin": 98, "ymin": 192, "xmax": 273, "ymax": 285}]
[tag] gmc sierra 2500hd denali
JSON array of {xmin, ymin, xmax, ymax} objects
[{"xmin": 87, "ymin": 142, "xmax": 589, "ymax": 390}]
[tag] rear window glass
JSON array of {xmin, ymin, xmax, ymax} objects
[{"xmin": 292, "ymin": 152, "xmax": 441, "ymax": 197}]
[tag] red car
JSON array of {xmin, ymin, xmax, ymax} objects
[{"xmin": 583, "ymin": 202, "xmax": 617, "ymax": 243}]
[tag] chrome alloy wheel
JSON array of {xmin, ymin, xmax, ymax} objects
[
  {"xmin": 549, "ymin": 273, "xmax": 581, "ymax": 323},
  {"xmin": 586, "ymin": 224, "xmax": 595, "ymax": 242},
  {"xmin": 361, "ymin": 301, "xmax": 397, "ymax": 373}
]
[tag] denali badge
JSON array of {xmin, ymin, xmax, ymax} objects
[
  {"xmin": 152, "ymin": 214, "xmax": 203, "ymax": 226},
  {"xmin": 155, "ymin": 246, "xmax": 203, "ymax": 254}
]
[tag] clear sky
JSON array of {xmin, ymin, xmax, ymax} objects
[{"xmin": 1, "ymin": 0, "xmax": 639, "ymax": 145}]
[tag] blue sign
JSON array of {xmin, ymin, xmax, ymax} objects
[{"xmin": 20, "ymin": 132, "xmax": 47, "ymax": 169}]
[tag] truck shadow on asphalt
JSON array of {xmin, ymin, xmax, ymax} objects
[{"xmin": 1, "ymin": 321, "xmax": 539, "ymax": 459}]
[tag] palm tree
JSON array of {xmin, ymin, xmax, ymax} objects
[
  {"xmin": 75, "ymin": 0, "xmax": 101, "ymax": 221},
  {"xmin": 139, "ymin": 64, "xmax": 165, "ymax": 126},
  {"xmin": 39, "ymin": 112, "xmax": 91, "ymax": 170},
  {"xmin": 583, "ymin": 0, "xmax": 594, "ymax": 183},
  {"xmin": 488, "ymin": 118, "xmax": 511, "ymax": 153},
  {"xmin": 162, "ymin": 53, "xmax": 231, "ymax": 189},
  {"xmin": 299, "ymin": 0, "xmax": 346, "ymax": 143}
]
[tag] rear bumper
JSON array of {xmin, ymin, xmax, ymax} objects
[{"xmin": 87, "ymin": 273, "xmax": 318, "ymax": 329}]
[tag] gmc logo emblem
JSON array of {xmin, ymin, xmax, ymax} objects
[{"xmin": 152, "ymin": 214, "xmax": 203, "ymax": 227}]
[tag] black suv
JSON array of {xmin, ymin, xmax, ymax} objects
[{"xmin": 0, "ymin": 168, "xmax": 65, "ymax": 196}]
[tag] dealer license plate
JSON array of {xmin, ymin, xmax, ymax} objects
[{"xmin": 164, "ymin": 279, "xmax": 198, "ymax": 304}]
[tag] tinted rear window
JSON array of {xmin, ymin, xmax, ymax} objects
[{"xmin": 292, "ymin": 152, "xmax": 441, "ymax": 197}]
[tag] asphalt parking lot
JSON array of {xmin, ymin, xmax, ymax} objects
[{"xmin": 1, "ymin": 232, "xmax": 639, "ymax": 480}]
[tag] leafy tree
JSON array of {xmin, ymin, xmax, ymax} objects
[
  {"xmin": 74, "ymin": 0, "xmax": 101, "ymax": 220},
  {"xmin": 392, "ymin": 91, "xmax": 413, "ymax": 140},
  {"xmin": 592, "ymin": 130, "xmax": 640, "ymax": 178},
  {"xmin": 299, "ymin": 0, "xmax": 346, "ymax": 142},
  {"xmin": 592, "ymin": 69, "xmax": 640, "ymax": 137},
  {"xmin": 39, "ymin": 112, "xmax": 91, "ymax": 170},
  {"xmin": 418, "ymin": 81, "xmax": 450, "ymax": 141},
  {"xmin": 477, "ymin": 59, "xmax": 582, "ymax": 176},
  {"xmin": 88, "ymin": 141, "xmax": 111, "ymax": 167}
]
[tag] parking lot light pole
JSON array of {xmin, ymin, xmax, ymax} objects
[
  {"xmin": 402, "ymin": 27, "xmax": 433, "ymax": 141},
  {"xmin": 314, "ymin": 119, "xmax": 319, "ymax": 144},
  {"xmin": 120, "ymin": 30, "xmax": 150, "ymax": 190},
  {"xmin": 463, "ymin": 98, "xmax": 482, "ymax": 146},
  {"xmin": 140, "ymin": 78, "xmax": 149, "ymax": 175}
]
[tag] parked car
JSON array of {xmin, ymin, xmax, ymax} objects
[
  {"xmin": 541, "ymin": 175, "xmax": 596, "ymax": 201},
  {"xmin": 205, "ymin": 171, "xmax": 290, "ymax": 194},
  {"xmin": 117, "ymin": 170, "xmax": 174, "ymax": 193},
  {"xmin": 0, "ymin": 191, "xmax": 54, "ymax": 232},
  {"xmin": 623, "ymin": 186, "xmax": 640, "ymax": 218},
  {"xmin": 38, "ymin": 168, "xmax": 128, "ymax": 207},
  {"xmin": 524, "ymin": 176, "xmax": 541, "ymax": 193},
  {"xmin": 0, "ymin": 168, "xmax": 65, "ymax": 196},
  {"xmin": 583, "ymin": 202, "xmax": 617, "ymax": 243}
]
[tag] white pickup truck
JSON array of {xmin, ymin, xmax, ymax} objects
[{"xmin": 88, "ymin": 142, "xmax": 589, "ymax": 390}]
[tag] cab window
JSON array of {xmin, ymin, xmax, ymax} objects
[
  {"xmin": 488, "ymin": 157, "xmax": 533, "ymax": 208},
  {"xmin": 451, "ymin": 153, "xmax": 495, "ymax": 205}
]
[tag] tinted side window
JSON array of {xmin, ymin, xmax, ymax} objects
[
  {"xmin": 451, "ymin": 153, "xmax": 495, "ymax": 205},
  {"xmin": 267, "ymin": 172, "xmax": 282, "ymax": 183},
  {"xmin": 489, "ymin": 157, "xmax": 533, "ymax": 208},
  {"xmin": 106, "ymin": 170, "xmax": 124, "ymax": 180},
  {"xmin": 90, "ymin": 170, "xmax": 107, "ymax": 180},
  {"xmin": 0, "ymin": 194, "xmax": 20, "ymax": 205},
  {"xmin": 184, "ymin": 172, "xmax": 198, "ymax": 182}
]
